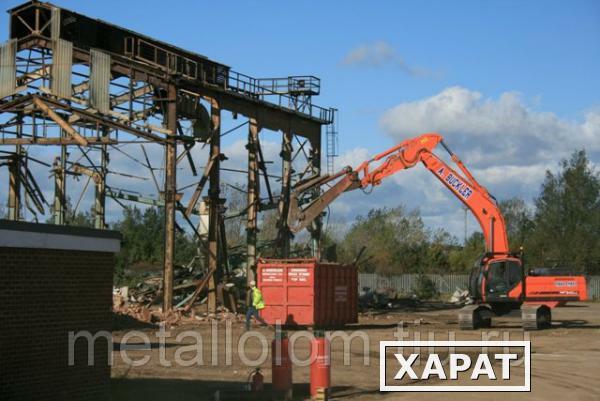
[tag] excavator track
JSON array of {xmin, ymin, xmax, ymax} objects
[
  {"xmin": 458, "ymin": 305, "xmax": 492, "ymax": 330},
  {"xmin": 522, "ymin": 305, "xmax": 552, "ymax": 330}
]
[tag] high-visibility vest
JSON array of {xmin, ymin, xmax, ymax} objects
[{"xmin": 252, "ymin": 287, "xmax": 265, "ymax": 310}]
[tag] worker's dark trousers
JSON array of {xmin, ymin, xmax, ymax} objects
[{"xmin": 245, "ymin": 306, "xmax": 267, "ymax": 330}]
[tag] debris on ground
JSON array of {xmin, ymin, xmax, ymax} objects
[
  {"xmin": 358, "ymin": 286, "xmax": 419, "ymax": 309},
  {"xmin": 113, "ymin": 261, "xmax": 248, "ymax": 325},
  {"xmin": 449, "ymin": 288, "xmax": 471, "ymax": 304}
]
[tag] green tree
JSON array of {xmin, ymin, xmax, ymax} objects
[
  {"xmin": 448, "ymin": 232, "xmax": 485, "ymax": 272},
  {"xmin": 530, "ymin": 150, "xmax": 600, "ymax": 273},
  {"xmin": 498, "ymin": 197, "xmax": 534, "ymax": 251},
  {"xmin": 112, "ymin": 206, "xmax": 197, "ymax": 283},
  {"xmin": 424, "ymin": 228, "xmax": 456, "ymax": 273},
  {"xmin": 338, "ymin": 206, "xmax": 429, "ymax": 274}
]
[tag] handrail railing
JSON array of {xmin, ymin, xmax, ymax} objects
[{"xmin": 227, "ymin": 71, "xmax": 332, "ymax": 123}]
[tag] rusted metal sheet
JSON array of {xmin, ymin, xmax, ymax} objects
[
  {"xmin": 89, "ymin": 49, "xmax": 111, "ymax": 114},
  {"xmin": 0, "ymin": 39, "xmax": 17, "ymax": 99},
  {"xmin": 51, "ymin": 7, "xmax": 60, "ymax": 40},
  {"xmin": 51, "ymin": 39, "xmax": 72, "ymax": 98}
]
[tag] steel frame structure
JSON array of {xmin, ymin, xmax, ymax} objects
[{"xmin": 0, "ymin": 1, "xmax": 335, "ymax": 312}]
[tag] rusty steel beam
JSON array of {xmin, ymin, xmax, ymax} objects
[
  {"xmin": 309, "ymin": 137, "xmax": 323, "ymax": 259},
  {"xmin": 7, "ymin": 113, "xmax": 23, "ymax": 220},
  {"xmin": 32, "ymin": 96, "xmax": 89, "ymax": 146},
  {"xmin": 0, "ymin": 137, "xmax": 116, "ymax": 146},
  {"xmin": 110, "ymin": 85, "xmax": 153, "ymax": 107},
  {"xmin": 246, "ymin": 118, "xmax": 260, "ymax": 283},
  {"xmin": 162, "ymin": 84, "xmax": 178, "ymax": 312},
  {"xmin": 95, "ymin": 128, "xmax": 108, "ymax": 229},
  {"xmin": 0, "ymin": 95, "xmax": 170, "ymax": 145},
  {"xmin": 53, "ymin": 150, "xmax": 67, "ymax": 225},
  {"xmin": 276, "ymin": 129, "xmax": 293, "ymax": 257},
  {"xmin": 207, "ymin": 98, "xmax": 221, "ymax": 314},
  {"xmin": 16, "ymin": 64, "xmax": 50, "ymax": 86},
  {"xmin": 8, "ymin": 154, "xmax": 21, "ymax": 221},
  {"xmin": 184, "ymin": 153, "xmax": 218, "ymax": 217},
  {"xmin": 38, "ymin": 95, "xmax": 169, "ymax": 143}
]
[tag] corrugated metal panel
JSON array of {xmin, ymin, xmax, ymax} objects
[
  {"xmin": 588, "ymin": 276, "xmax": 600, "ymax": 300},
  {"xmin": 359, "ymin": 273, "xmax": 470, "ymax": 294},
  {"xmin": 51, "ymin": 7, "xmax": 61, "ymax": 40},
  {"xmin": 89, "ymin": 49, "xmax": 111, "ymax": 114},
  {"xmin": 0, "ymin": 39, "xmax": 17, "ymax": 99},
  {"xmin": 51, "ymin": 39, "xmax": 72, "ymax": 99}
]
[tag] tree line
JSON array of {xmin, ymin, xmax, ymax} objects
[{"xmin": 328, "ymin": 149, "xmax": 600, "ymax": 275}]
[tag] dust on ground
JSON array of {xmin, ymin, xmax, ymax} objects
[{"xmin": 110, "ymin": 302, "xmax": 600, "ymax": 401}]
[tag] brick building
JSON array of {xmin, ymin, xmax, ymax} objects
[{"xmin": 0, "ymin": 220, "xmax": 120, "ymax": 401}]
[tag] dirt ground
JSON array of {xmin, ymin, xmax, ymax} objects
[{"xmin": 110, "ymin": 302, "xmax": 600, "ymax": 401}]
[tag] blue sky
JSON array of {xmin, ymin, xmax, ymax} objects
[{"xmin": 1, "ymin": 0, "xmax": 599, "ymax": 240}]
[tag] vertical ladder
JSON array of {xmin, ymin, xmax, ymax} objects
[{"xmin": 326, "ymin": 109, "xmax": 339, "ymax": 175}]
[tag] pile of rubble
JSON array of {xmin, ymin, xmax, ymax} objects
[
  {"xmin": 358, "ymin": 286, "xmax": 419, "ymax": 309},
  {"xmin": 112, "ymin": 265, "xmax": 248, "ymax": 326}
]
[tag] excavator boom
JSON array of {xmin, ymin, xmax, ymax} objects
[{"xmin": 288, "ymin": 132, "xmax": 509, "ymax": 255}]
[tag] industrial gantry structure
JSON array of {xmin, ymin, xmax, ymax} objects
[{"xmin": 0, "ymin": 1, "xmax": 338, "ymax": 312}]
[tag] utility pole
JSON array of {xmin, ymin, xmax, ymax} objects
[{"xmin": 463, "ymin": 206, "xmax": 468, "ymax": 245}]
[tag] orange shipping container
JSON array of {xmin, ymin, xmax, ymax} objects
[{"xmin": 257, "ymin": 259, "xmax": 358, "ymax": 327}]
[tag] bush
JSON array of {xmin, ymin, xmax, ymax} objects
[{"xmin": 413, "ymin": 274, "xmax": 439, "ymax": 300}]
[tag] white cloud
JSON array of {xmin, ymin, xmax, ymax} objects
[
  {"xmin": 380, "ymin": 86, "xmax": 600, "ymax": 167},
  {"xmin": 340, "ymin": 41, "xmax": 440, "ymax": 78},
  {"xmin": 335, "ymin": 146, "xmax": 370, "ymax": 170},
  {"xmin": 324, "ymin": 87, "xmax": 600, "ymax": 239}
]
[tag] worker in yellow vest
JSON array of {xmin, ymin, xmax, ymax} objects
[{"xmin": 245, "ymin": 280, "xmax": 268, "ymax": 331}]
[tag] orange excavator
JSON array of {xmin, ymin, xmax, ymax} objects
[{"xmin": 288, "ymin": 133, "xmax": 587, "ymax": 330}]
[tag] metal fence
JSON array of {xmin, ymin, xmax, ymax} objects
[
  {"xmin": 589, "ymin": 276, "xmax": 600, "ymax": 300},
  {"xmin": 358, "ymin": 273, "xmax": 600, "ymax": 300}
]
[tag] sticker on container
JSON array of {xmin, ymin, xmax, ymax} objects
[
  {"xmin": 288, "ymin": 268, "xmax": 310, "ymax": 282},
  {"xmin": 262, "ymin": 268, "xmax": 284, "ymax": 282},
  {"xmin": 335, "ymin": 285, "xmax": 347, "ymax": 302}
]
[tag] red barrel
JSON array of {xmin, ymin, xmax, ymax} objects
[
  {"xmin": 272, "ymin": 334, "xmax": 293, "ymax": 391},
  {"xmin": 250, "ymin": 368, "xmax": 264, "ymax": 391},
  {"xmin": 310, "ymin": 333, "xmax": 330, "ymax": 397}
]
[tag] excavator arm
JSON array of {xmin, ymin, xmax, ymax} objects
[{"xmin": 288, "ymin": 132, "xmax": 509, "ymax": 255}]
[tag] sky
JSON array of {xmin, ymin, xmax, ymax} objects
[{"xmin": 0, "ymin": 0, "xmax": 599, "ymax": 241}]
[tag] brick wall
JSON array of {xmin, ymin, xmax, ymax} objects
[{"xmin": 1, "ymin": 243, "xmax": 116, "ymax": 400}]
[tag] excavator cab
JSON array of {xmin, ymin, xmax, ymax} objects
[
  {"xmin": 468, "ymin": 256, "xmax": 523, "ymax": 304},
  {"xmin": 484, "ymin": 259, "xmax": 523, "ymax": 302}
]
